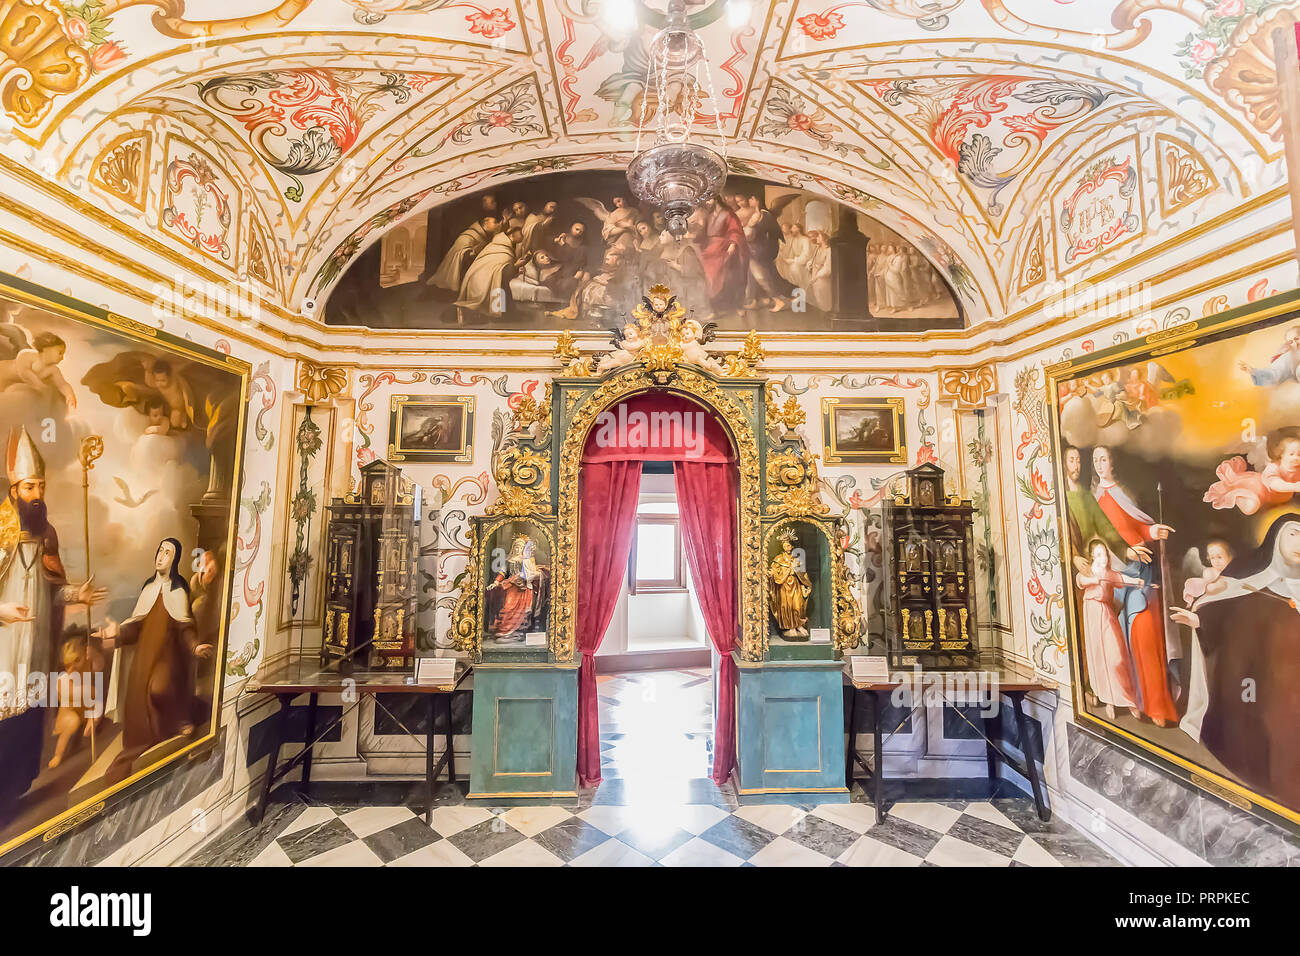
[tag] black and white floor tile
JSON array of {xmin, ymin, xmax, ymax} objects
[{"xmin": 189, "ymin": 668, "xmax": 1118, "ymax": 867}]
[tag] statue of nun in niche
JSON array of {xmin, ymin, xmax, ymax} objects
[{"xmin": 485, "ymin": 532, "xmax": 551, "ymax": 643}]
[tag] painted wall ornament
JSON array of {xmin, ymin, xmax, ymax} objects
[
  {"xmin": 196, "ymin": 69, "xmax": 438, "ymax": 202},
  {"xmin": 1056, "ymin": 141, "xmax": 1144, "ymax": 271},
  {"xmin": 160, "ymin": 149, "xmax": 235, "ymax": 262}
]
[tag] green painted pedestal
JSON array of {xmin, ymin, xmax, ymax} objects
[
  {"xmin": 733, "ymin": 651, "xmax": 849, "ymax": 804},
  {"xmin": 468, "ymin": 661, "xmax": 579, "ymax": 804}
]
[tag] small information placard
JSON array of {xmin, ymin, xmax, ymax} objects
[
  {"xmin": 809, "ymin": 628, "xmax": 831, "ymax": 644},
  {"xmin": 850, "ymin": 655, "xmax": 891, "ymax": 683},
  {"xmin": 525, "ymin": 631, "xmax": 548, "ymax": 647},
  {"xmin": 415, "ymin": 657, "xmax": 457, "ymax": 685}
]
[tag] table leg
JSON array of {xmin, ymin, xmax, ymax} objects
[
  {"xmin": 870, "ymin": 691, "xmax": 885, "ymax": 825},
  {"xmin": 254, "ymin": 697, "xmax": 291, "ymax": 825},
  {"xmin": 844, "ymin": 685, "xmax": 858, "ymax": 790},
  {"xmin": 425, "ymin": 695, "xmax": 438, "ymax": 825},
  {"xmin": 1011, "ymin": 692, "xmax": 1050, "ymax": 822},
  {"xmin": 982, "ymin": 706, "xmax": 999, "ymax": 793},
  {"xmin": 302, "ymin": 692, "xmax": 318, "ymax": 797},
  {"xmin": 443, "ymin": 694, "xmax": 456, "ymax": 785}
]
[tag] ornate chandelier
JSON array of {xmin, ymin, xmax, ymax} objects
[{"xmin": 626, "ymin": 0, "xmax": 728, "ymax": 240}]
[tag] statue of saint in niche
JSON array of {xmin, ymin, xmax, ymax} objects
[
  {"xmin": 769, "ymin": 528, "xmax": 812, "ymax": 639},
  {"xmin": 485, "ymin": 531, "xmax": 551, "ymax": 642}
]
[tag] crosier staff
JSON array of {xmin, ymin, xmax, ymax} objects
[{"xmin": 78, "ymin": 435, "xmax": 104, "ymax": 761}]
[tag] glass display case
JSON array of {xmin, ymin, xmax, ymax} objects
[
  {"xmin": 321, "ymin": 460, "xmax": 422, "ymax": 671},
  {"xmin": 881, "ymin": 463, "xmax": 979, "ymax": 669}
]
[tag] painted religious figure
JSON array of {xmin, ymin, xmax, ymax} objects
[
  {"xmin": 323, "ymin": 172, "xmax": 963, "ymax": 333},
  {"xmin": 769, "ymin": 529, "xmax": 812, "ymax": 640},
  {"xmin": 485, "ymin": 532, "xmax": 551, "ymax": 643},
  {"xmin": 96, "ymin": 538, "xmax": 213, "ymax": 780}
]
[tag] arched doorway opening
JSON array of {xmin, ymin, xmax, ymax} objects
[{"xmin": 571, "ymin": 390, "xmax": 740, "ymax": 791}]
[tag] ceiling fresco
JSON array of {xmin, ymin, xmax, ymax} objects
[{"xmin": 1, "ymin": 0, "xmax": 1295, "ymax": 327}]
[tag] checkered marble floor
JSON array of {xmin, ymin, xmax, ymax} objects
[{"xmin": 189, "ymin": 668, "xmax": 1117, "ymax": 867}]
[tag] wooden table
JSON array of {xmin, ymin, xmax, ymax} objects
[
  {"xmin": 844, "ymin": 662, "xmax": 1057, "ymax": 825},
  {"xmin": 247, "ymin": 658, "xmax": 470, "ymax": 825}
]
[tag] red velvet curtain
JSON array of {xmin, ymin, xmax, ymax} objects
[
  {"xmin": 674, "ymin": 460, "xmax": 740, "ymax": 785},
  {"xmin": 574, "ymin": 458, "xmax": 643, "ymax": 787}
]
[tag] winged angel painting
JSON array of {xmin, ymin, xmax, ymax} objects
[
  {"xmin": 0, "ymin": 283, "xmax": 246, "ymax": 858},
  {"xmin": 1052, "ymin": 309, "xmax": 1300, "ymax": 826}
]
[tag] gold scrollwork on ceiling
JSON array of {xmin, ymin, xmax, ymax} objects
[
  {"xmin": 0, "ymin": 0, "xmax": 90, "ymax": 130},
  {"xmin": 296, "ymin": 361, "xmax": 349, "ymax": 402},
  {"xmin": 553, "ymin": 364, "xmax": 766, "ymax": 662},
  {"xmin": 1156, "ymin": 134, "xmax": 1218, "ymax": 217},
  {"xmin": 938, "ymin": 364, "xmax": 998, "ymax": 409},
  {"xmin": 90, "ymin": 130, "xmax": 150, "ymax": 212},
  {"xmin": 766, "ymin": 449, "xmax": 830, "ymax": 518}
]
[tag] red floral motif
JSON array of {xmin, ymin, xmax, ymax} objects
[
  {"xmin": 1190, "ymin": 39, "xmax": 1218, "ymax": 64},
  {"xmin": 89, "ymin": 40, "xmax": 125, "ymax": 72},
  {"xmin": 848, "ymin": 490, "xmax": 864, "ymax": 509},
  {"xmin": 787, "ymin": 113, "xmax": 812, "ymax": 131},
  {"xmin": 466, "ymin": 7, "xmax": 515, "ymax": 38},
  {"xmin": 915, "ymin": 444, "xmax": 938, "ymax": 466},
  {"xmin": 796, "ymin": 12, "xmax": 845, "ymax": 40},
  {"xmin": 1030, "ymin": 468, "xmax": 1052, "ymax": 503},
  {"xmin": 489, "ymin": 111, "xmax": 513, "ymax": 127}
]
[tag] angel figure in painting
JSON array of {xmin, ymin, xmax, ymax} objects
[
  {"xmin": 81, "ymin": 353, "xmax": 196, "ymax": 432},
  {"xmin": 769, "ymin": 528, "xmax": 812, "ymax": 639},
  {"xmin": 0, "ymin": 331, "xmax": 77, "ymax": 410},
  {"xmin": 485, "ymin": 532, "xmax": 551, "ymax": 643},
  {"xmin": 1182, "ymin": 539, "xmax": 1235, "ymax": 607},
  {"xmin": 1204, "ymin": 427, "xmax": 1300, "ymax": 515},
  {"xmin": 1074, "ymin": 538, "xmax": 1141, "ymax": 720}
]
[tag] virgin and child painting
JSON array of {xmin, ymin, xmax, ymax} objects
[
  {"xmin": 324, "ymin": 172, "xmax": 963, "ymax": 333},
  {"xmin": 1049, "ymin": 300, "xmax": 1300, "ymax": 825},
  {"xmin": 0, "ymin": 276, "xmax": 246, "ymax": 858}
]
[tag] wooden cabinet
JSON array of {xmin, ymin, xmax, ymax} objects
[
  {"xmin": 322, "ymin": 460, "xmax": 421, "ymax": 670},
  {"xmin": 881, "ymin": 463, "xmax": 978, "ymax": 669}
]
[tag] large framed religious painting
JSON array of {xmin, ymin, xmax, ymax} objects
[
  {"xmin": 822, "ymin": 397, "xmax": 907, "ymax": 464},
  {"xmin": 1046, "ymin": 291, "xmax": 1300, "ymax": 831},
  {"xmin": 0, "ymin": 273, "xmax": 249, "ymax": 859},
  {"xmin": 387, "ymin": 395, "xmax": 474, "ymax": 463},
  {"xmin": 323, "ymin": 171, "xmax": 965, "ymax": 334}
]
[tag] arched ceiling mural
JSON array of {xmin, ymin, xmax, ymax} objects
[{"xmin": 2, "ymin": 0, "xmax": 1295, "ymax": 328}]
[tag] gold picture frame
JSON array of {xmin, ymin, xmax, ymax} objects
[
  {"xmin": 388, "ymin": 394, "xmax": 474, "ymax": 463},
  {"xmin": 1045, "ymin": 289, "xmax": 1300, "ymax": 832},
  {"xmin": 0, "ymin": 272, "xmax": 249, "ymax": 860},
  {"xmin": 822, "ymin": 397, "xmax": 907, "ymax": 464}
]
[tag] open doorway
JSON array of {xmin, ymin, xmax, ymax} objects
[{"xmin": 594, "ymin": 466, "xmax": 714, "ymax": 787}]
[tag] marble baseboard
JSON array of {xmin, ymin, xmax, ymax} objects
[
  {"xmin": 11, "ymin": 728, "xmax": 227, "ymax": 867},
  {"xmin": 1065, "ymin": 723, "xmax": 1300, "ymax": 866}
]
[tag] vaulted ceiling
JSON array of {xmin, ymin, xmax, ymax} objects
[{"xmin": 3, "ymin": 0, "xmax": 1295, "ymax": 325}]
